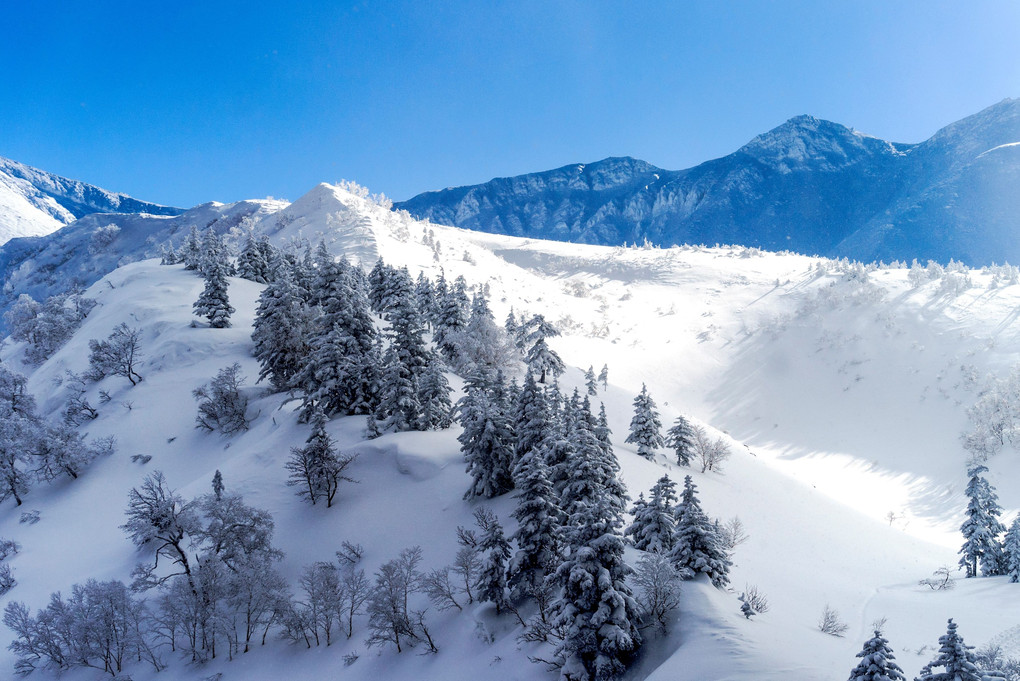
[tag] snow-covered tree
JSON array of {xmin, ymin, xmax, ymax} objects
[
  {"xmin": 508, "ymin": 452, "xmax": 561, "ymax": 605},
  {"xmin": 916, "ymin": 619, "xmax": 983, "ymax": 681},
  {"xmin": 598, "ymin": 364, "xmax": 609, "ymax": 391},
  {"xmin": 181, "ymin": 225, "xmax": 202, "ymax": 271},
  {"xmin": 625, "ymin": 383, "xmax": 664, "ymax": 460},
  {"xmin": 251, "ymin": 267, "xmax": 313, "ymax": 391},
  {"xmin": 551, "ymin": 395, "xmax": 641, "ymax": 681},
  {"xmin": 285, "ymin": 410, "xmax": 357, "ymax": 508},
  {"xmin": 1005, "ymin": 515, "xmax": 1020, "ymax": 583},
  {"xmin": 31, "ymin": 422, "xmax": 114, "ymax": 482},
  {"xmin": 626, "ymin": 475, "xmax": 677, "ymax": 553},
  {"xmin": 193, "ymin": 254, "xmax": 235, "ymax": 328},
  {"xmin": 958, "ymin": 464, "xmax": 1006, "ymax": 577},
  {"xmin": 670, "ymin": 476, "xmax": 731, "ymax": 588},
  {"xmin": 632, "ymin": 552, "xmax": 684, "ymax": 634},
  {"xmin": 474, "ymin": 509, "xmax": 511, "ymax": 615},
  {"xmin": 450, "ymin": 290, "xmax": 518, "ymax": 373},
  {"xmin": 434, "ymin": 275, "xmax": 470, "ymax": 363},
  {"xmin": 88, "ymin": 323, "xmax": 144, "ymax": 386},
  {"xmin": 848, "ymin": 630, "xmax": 906, "ymax": 681},
  {"xmin": 236, "ymin": 233, "xmax": 272, "ymax": 284},
  {"xmin": 665, "ymin": 415, "xmax": 696, "ymax": 467},
  {"xmin": 193, "ymin": 363, "xmax": 250, "ymax": 434},
  {"xmin": 458, "ymin": 371, "xmax": 515, "ymax": 499},
  {"xmin": 584, "ymin": 366, "xmax": 598, "ymax": 396},
  {"xmin": 416, "ymin": 355, "xmax": 453, "ymax": 430}
]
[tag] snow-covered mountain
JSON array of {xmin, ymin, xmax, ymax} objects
[
  {"xmin": 2, "ymin": 182, "xmax": 1020, "ymax": 680},
  {"xmin": 0, "ymin": 156, "xmax": 184, "ymax": 244},
  {"xmin": 396, "ymin": 99, "xmax": 1020, "ymax": 266}
]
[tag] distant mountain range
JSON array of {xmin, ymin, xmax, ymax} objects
[
  {"xmin": 0, "ymin": 156, "xmax": 183, "ymax": 244},
  {"xmin": 396, "ymin": 99, "xmax": 1020, "ymax": 265}
]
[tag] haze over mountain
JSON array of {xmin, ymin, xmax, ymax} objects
[
  {"xmin": 396, "ymin": 99, "xmax": 1020, "ymax": 266},
  {"xmin": 0, "ymin": 156, "xmax": 184, "ymax": 245}
]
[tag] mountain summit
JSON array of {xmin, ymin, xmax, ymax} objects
[
  {"xmin": 0, "ymin": 156, "xmax": 183, "ymax": 244},
  {"xmin": 396, "ymin": 99, "xmax": 1020, "ymax": 265}
]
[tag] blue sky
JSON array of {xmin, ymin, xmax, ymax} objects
[{"xmin": 2, "ymin": 1, "xmax": 1019, "ymax": 207}]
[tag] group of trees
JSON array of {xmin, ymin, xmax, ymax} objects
[
  {"xmin": 626, "ymin": 474, "xmax": 732, "ymax": 588},
  {"xmin": 956, "ymin": 464, "xmax": 1020, "ymax": 581},
  {"xmin": 847, "ymin": 619, "xmax": 1006, "ymax": 681},
  {"xmin": 0, "ymin": 361, "xmax": 115, "ymax": 507},
  {"xmin": 3, "ymin": 290, "xmax": 96, "ymax": 364}
]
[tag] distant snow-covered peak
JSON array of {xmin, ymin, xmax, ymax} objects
[{"xmin": 0, "ymin": 155, "xmax": 184, "ymax": 245}]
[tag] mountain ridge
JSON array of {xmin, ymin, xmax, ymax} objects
[{"xmin": 396, "ymin": 99, "xmax": 1020, "ymax": 265}]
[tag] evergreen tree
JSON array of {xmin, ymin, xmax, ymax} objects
[
  {"xmin": 958, "ymin": 464, "xmax": 1007, "ymax": 577},
  {"xmin": 505, "ymin": 308, "xmax": 520, "ymax": 345},
  {"xmin": 474, "ymin": 509, "xmax": 511, "ymax": 614},
  {"xmin": 212, "ymin": 470, "xmax": 225, "ymax": 501},
  {"xmin": 434, "ymin": 276, "xmax": 470, "ymax": 363},
  {"xmin": 665, "ymin": 415, "xmax": 697, "ymax": 467},
  {"xmin": 552, "ymin": 392, "xmax": 640, "ymax": 681},
  {"xmin": 373, "ymin": 287, "xmax": 435, "ymax": 433},
  {"xmin": 625, "ymin": 476, "xmax": 677, "ymax": 553},
  {"xmin": 525, "ymin": 336, "xmax": 564, "ymax": 385},
  {"xmin": 414, "ymin": 272, "xmax": 436, "ymax": 329},
  {"xmin": 847, "ymin": 630, "xmax": 906, "ymax": 681},
  {"xmin": 598, "ymin": 364, "xmax": 609, "ymax": 391},
  {"xmin": 416, "ymin": 353, "xmax": 453, "ymax": 430},
  {"xmin": 181, "ymin": 226, "xmax": 202, "ymax": 271},
  {"xmin": 251, "ymin": 267, "xmax": 313, "ymax": 391},
  {"xmin": 1004, "ymin": 515, "xmax": 1020, "ymax": 583},
  {"xmin": 584, "ymin": 366, "xmax": 598, "ymax": 396},
  {"xmin": 594, "ymin": 401, "xmax": 616, "ymax": 473},
  {"xmin": 458, "ymin": 371, "xmax": 515, "ymax": 499},
  {"xmin": 508, "ymin": 451, "xmax": 560, "ymax": 603},
  {"xmin": 670, "ymin": 476, "xmax": 731, "ymax": 587},
  {"xmin": 916, "ymin": 619, "xmax": 982, "ymax": 681},
  {"xmin": 236, "ymin": 233, "xmax": 271, "ymax": 284},
  {"xmin": 199, "ymin": 228, "xmax": 233, "ymax": 277},
  {"xmin": 193, "ymin": 255, "xmax": 235, "ymax": 328},
  {"xmin": 625, "ymin": 383, "xmax": 664, "ymax": 460},
  {"xmin": 515, "ymin": 371, "xmax": 550, "ymax": 466},
  {"xmin": 160, "ymin": 242, "xmax": 179, "ymax": 265}
]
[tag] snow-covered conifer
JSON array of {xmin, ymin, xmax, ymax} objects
[
  {"xmin": 916, "ymin": 619, "xmax": 982, "ymax": 681},
  {"xmin": 236, "ymin": 232, "xmax": 271, "ymax": 284},
  {"xmin": 665, "ymin": 415, "xmax": 697, "ymax": 467},
  {"xmin": 193, "ymin": 363, "xmax": 250, "ymax": 434},
  {"xmin": 458, "ymin": 371, "xmax": 515, "ymax": 499},
  {"xmin": 252, "ymin": 267, "xmax": 313, "ymax": 391},
  {"xmin": 181, "ymin": 225, "xmax": 202, "ymax": 271},
  {"xmin": 958, "ymin": 464, "xmax": 1007, "ymax": 577},
  {"xmin": 474, "ymin": 509, "xmax": 511, "ymax": 614},
  {"xmin": 417, "ymin": 353, "xmax": 453, "ymax": 430},
  {"xmin": 670, "ymin": 476, "xmax": 731, "ymax": 587},
  {"xmin": 585, "ymin": 366, "xmax": 598, "ymax": 396},
  {"xmin": 1005, "ymin": 515, "xmax": 1020, "ymax": 583},
  {"xmin": 625, "ymin": 383, "xmax": 664, "ymax": 460},
  {"xmin": 508, "ymin": 452, "xmax": 561, "ymax": 604},
  {"xmin": 193, "ymin": 254, "xmax": 235, "ymax": 328},
  {"xmin": 599, "ymin": 364, "xmax": 609, "ymax": 391},
  {"xmin": 626, "ymin": 475, "xmax": 677, "ymax": 553},
  {"xmin": 848, "ymin": 630, "xmax": 906, "ymax": 681}
]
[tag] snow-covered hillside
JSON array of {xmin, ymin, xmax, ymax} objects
[
  {"xmin": 3, "ymin": 182, "xmax": 1020, "ymax": 680},
  {"xmin": 0, "ymin": 156, "xmax": 184, "ymax": 245}
]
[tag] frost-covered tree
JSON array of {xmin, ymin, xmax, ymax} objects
[
  {"xmin": 959, "ymin": 465, "xmax": 1006, "ymax": 577},
  {"xmin": 632, "ymin": 552, "xmax": 684, "ymax": 634},
  {"xmin": 285, "ymin": 410, "xmax": 357, "ymax": 508},
  {"xmin": 193, "ymin": 363, "xmax": 250, "ymax": 434},
  {"xmin": 122, "ymin": 471, "xmax": 201, "ymax": 590},
  {"xmin": 598, "ymin": 364, "xmax": 609, "ymax": 391},
  {"xmin": 0, "ymin": 414, "xmax": 35, "ymax": 506},
  {"xmin": 515, "ymin": 370, "xmax": 551, "ymax": 465},
  {"xmin": 451, "ymin": 290, "xmax": 518, "ymax": 373},
  {"xmin": 193, "ymin": 254, "xmax": 235, "ymax": 328},
  {"xmin": 625, "ymin": 383, "xmax": 664, "ymax": 460},
  {"xmin": 4, "ymin": 292, "xmax": 96, "ymax": 364},
  {"xmin": 474, "ymin": 509, "xmax": 511, "ymax": 614},
  {"xmin": 665, "ymin": 415, "xmax": 697, "ymax": 467},
  {"xmin": 626, "ymin": 475, "xmax": 678, "ymax": 553},
  {"xmin": 236, "ymin": 233, "xmax": 272, "ymax": 284},
  {"xmin": 670, "ymin": 476, "xmax": 731, "ymax": 588},
  {"xmin": 1004, "ymin": 515, "xmax": 1020, "ymax": 583},
  {"xmin": 916, "ymin": 619, "xmax": 982, "ymax": 681},
  {"xmin": 416, "ymin": 354, "xmax": 453, "ymax": 430},
  {"xmin": 433, "ymin": 275, "xmax": 470, "ymax": 362},
  {"xmin": 585, "ymin": 366, "xmax": 598, "ymax": 396},
  {"xmin": 198, "ymin": 228, "xmax": 233, "ymax": 277},
  {"xmin": 31, "ymin": 422, "xmax": 114, "ymax": 482},
  {"xmin": 509, "ymin": 451, "xmax": 560, "ymax": 605},
  {"xmin": 88, "ymin": 323, "xmax": 143, "ymax": 385},
  {"xmin": 458, "ymin": 371, "xmax": 515, "ymax": 499},
  {"xmin": 848, "ymin": 630, "xmax": 906, "ymax": 681},
  {"xmin": 181, "ymin": 225, "xmax": 202, "ymax": 271},
  {"xmin": 365, "ymin": 546, "xmax": 433, "ymax": 653},
  {"xmin": 252, "ymin": 267, "xmax": 313, "ymax": 391},
  {"xmin": 0, "ymin": 363, "xmax": 35, "ymax": 418},
  {"xmin": 551, "ymin": 396, "xmax": 641, "ymax": 681}
]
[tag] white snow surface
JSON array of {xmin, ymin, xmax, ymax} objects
[{"xmin": 3, "ymin": 182, "xmax": 1020, "ymax": 680}]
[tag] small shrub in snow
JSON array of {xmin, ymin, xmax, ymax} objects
[
  {"xmin": 919, "ymin": 565, "xmax": 957, "ymax": 591},
  {"xmin": 691, "ymin": 424, "xmax": 731, "ymax": 473},
  {"xmin": 817, "ymin": 604, "xmax": 849, "ymax": 637},
  {"xmin": 0, "ymin": 538, "xmax": 20, "ymax": 562},
  {"xmin": 717, "ymin": 516, "xmax": 750, "ymax": 553},
  {"xmin": 739, "ymin": 584, "xmax": 769, "ymax": 619},
  {"xmin": 193, "ymin": 363, "xmax": 251, "ymax": 434},
  {"xmin": 18, "ymin": 511, "xmax": 39, "ymax": 525},
  {"xmin": 0, "ymin": 564, "xmax": 14, "ymax": 596},
  {"xmin": 88, "ymin": 224, "xmax": 121, "ymax": 254},
  {"xmin": 633, "ymin": 552, "xmax": 684, "ymax": 633}
]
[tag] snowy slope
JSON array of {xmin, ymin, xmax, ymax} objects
[
  {"xmin": 2, "ymin": 183, "xmax": 1020, "ymax": 680},
  {"xmin": 0, "ymin": 156, "xmax": 184, "ymax": 245}
]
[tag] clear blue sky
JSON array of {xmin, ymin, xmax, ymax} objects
[{"xmin": 2, "ymin": 1, "xmax": 1019, "ymax": 208}]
